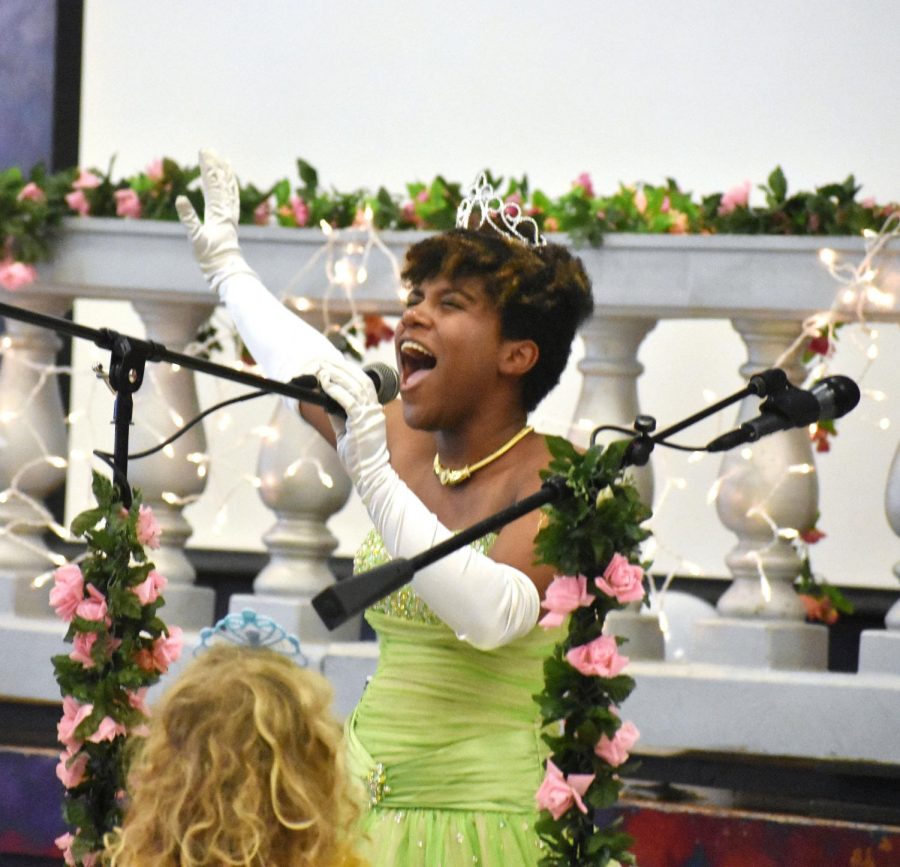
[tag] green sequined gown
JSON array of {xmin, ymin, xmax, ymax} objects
[{"xmin": 348, "ymin": 530, "xmax": 556, "ymax": 866}]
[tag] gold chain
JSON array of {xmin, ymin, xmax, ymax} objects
[{"xmin": 433, "ymin": 425, "xmax": 534, "ymax": 487}]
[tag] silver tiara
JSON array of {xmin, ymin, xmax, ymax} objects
[
  {"xmin": 456, "ymin": 172, "xmax": 547, "ymax": 247},
  {"xmin": 196, "ymin": 608, "xmax": 307, "ymax": 663}
]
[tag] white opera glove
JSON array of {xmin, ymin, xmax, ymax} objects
[
  {"xmin": 176, "ymin": 149, "xmax": 343, "ymax": 385},
  {"xmin": 314, "ymin": 359, "xmax": 540, "ymax": 650}
]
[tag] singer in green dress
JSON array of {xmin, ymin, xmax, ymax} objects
[{"xmin": 177, "ymin": 152, "xmax": 594, "ymax": 865}]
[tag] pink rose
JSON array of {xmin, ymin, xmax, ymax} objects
[
  {"xmin": 634, "ymin": 188, "xmax": 648, "ymax": 214},
  {"xmin": 595, "ymin": 553, "xmax": 646, "ymax": 604},
  {"xmin": 253, "ymin": 199, "xmax": 271, "ymax": 226},
  {"xmin": 56, "ymin": 746, "xmax": 89, "ymax": 788},
  {"xmin": 88, "ymin": 715, "xmax": 127, "ymax": 744},
  {"xmin": 127, "ymin": 686, "xmax": 150, "ymax": 716},
  {"xmin": 151, "ymin": 626, "xmax": 183, "ymax": 672},
  {"xmin": 49, "ymin": 564, "xmax": 84, "ymax": 621},
  {"xmin": 572, "ymin": 172, "xmax": 595, "ymax": 198},
  {"xmin": 65, "ymin": 189, "xmax": 90, "ymax": 216},
  {"xmin": 535, "ymin": 759, "xmax": 595, "ymax": 820},
  {"xmin": 566, "ymin": 634, "xmax": 629, "ymax": 678},
  {"xmin": 135, "ymin": 503, "xmax": 161, "ymax": 548},
  {"xmin": 17, "ymin": 181, "xmax": 46, "ymax": 203},
  {"xmin": 75, "ymin": 583, "xmax": 108, "ymax": 623},
  {"xmin": 55, "ymin": 832, "xmax": 76, "ymax": 866},
  {"xmin": 114, "ymin": 188, "xmax": 142, "ymax": 219},
  {"xmin": 290, "ymin": 195, "xmax": 309, "ymax": 227},
  {"xmin": 595, "ymin": 720, "xmax": 640, "ymax": 767},
  {"xmin": 539, "ymin": 575, "xmax": 592, "ymax": 628},
  {"xmin": 69, "ymin": 631, "xmax": 98, "ymax": 668},
  {"xmin": 0, "ymin": 259, "xmax": 37, "ymax": 290},
  {"xmin": 73, "ymin": 168, "xmax": 102, "ymax": 189},
  {"xmin": 718, "ymin": 180, "xmax": 751, "ymax": 215},
  {"xmin": 131, "ymin": 569, "xmax": 167, "ymax": 606},
  {"xmin": 145, "ymin": 158, "xmax": 164, "ymax": 182},
  {"xmin": 58, "ymin": 696, "xmax": 93, "ymax": 748}
]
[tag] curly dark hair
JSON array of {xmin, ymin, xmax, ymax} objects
[{"xmin": 401, "ymin": 228, "xmax": 594, "ymax": 412}]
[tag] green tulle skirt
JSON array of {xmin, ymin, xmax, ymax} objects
[{"xmin": 346, "ymin": 563, "xmax": 558, "ymax": 867}]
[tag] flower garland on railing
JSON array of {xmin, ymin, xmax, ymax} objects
[
  {"xmin": 532, "ymin": 436, "xmax": 652, "ymax": 866},
  {"xmin": 50, "ymin": 470, "xmax": 182, "ymax": 866},
  {"xmin": 1, "ymin": 158, "xmax": 897, "ymax": 293}
]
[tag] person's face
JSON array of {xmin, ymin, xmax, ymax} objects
[{"xmin": 394, "ymin": 274, "xmax": 506, "ymax": 430}]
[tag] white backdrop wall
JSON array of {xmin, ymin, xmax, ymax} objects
[{"xmin": 70, "ymin": 0, "xmax": 900, "ymax": 589}]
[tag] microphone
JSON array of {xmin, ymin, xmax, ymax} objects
[
  {"xmin": 707, "ymin": 375, "xmax": 860, "ymax": 452},
  {"xmin": 289, "ymin": 361, "xmax": 400, "ymax": 414}
]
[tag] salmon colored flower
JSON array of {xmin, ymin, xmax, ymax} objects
[
  {"xmin": 56, "ymin": 746, "xmax": 89, "ymax": 788},
  {"xmin": 800, "ymin": 594, "xmax": 839, "ymax": 625},
  {"xmin": 114, "ymin": 188, "xmax": 142, "ymax": 219},
  {"xmin": 535, "ymin": 760, "xmax": 595, "ymax": 820},
  {"xmin": 58, "ymin": 696, "xmax": 93, "ymax": 748},
  {"xmin": 800, "ymin": 527, "xmax": 826, "ymax": 544},
  {"xmin": 544, "ymin": 216, "xmax": 560, "ymax": 232},
  {"xmin": 135, "ymin": 503, "xmax": 161, "ymax": 548},
  {"xmin": 718, "ymin": 180, "xmax": 751, "ymax": 215},
  {"xmin": 73, "ymin": 168, "xmax": 102, "ymax": 189},
  {"xmin": 17, "ymin": 181, "xmax": 45, "ymax": 203},
  {"xmin": 0, "ymin": 259, "xmax": 38, "ymax": 290},
  {"xmin": 88, "ymin": 715, "xmax": 127, "ymax": 744},
  {"xmin": 75, "ymin": 583, "xmax": 108, "ymax": 623},
  {"xmin": 253, "ymin": 199, "xmax": 271, "ymax": 226},
  {"xmin": 633, "ymin": 188, "xmax": 648, "ymax": 214},
  {"xmin": 145, "ymin": 158, "xmax": 164, "ymax": 182},
  {"xmin": 65, "ymin": 189, "xmax": 90, "ymax": 216},
  {"xmin": 131, "ymin": 569, "xmax": 167, "ymax": 605}
]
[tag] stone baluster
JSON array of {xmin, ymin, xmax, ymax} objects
[
  {"xmin": 572, "ymin": 313, "xmax": 664, "ymax": 659},
  {"xmin": 693, "ymin": 318, "xmax": 827, "ymax": 669},
  {"xmin": 858, "ymin": 437, "xmax": 900, "ymax": 674},
  {"xmin": 229, "ymin": 399, "xmax": 357, "ymax": 643},
  {"xmin": 127, "ymin": 300, "xmax": 216, "ymax": 630},
  {"xmin": 0, "ymin": 296, "xmax": 70, "ymax": 619}
]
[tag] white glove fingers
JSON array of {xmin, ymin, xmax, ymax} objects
[{"xmin": 175, "ymin": 196, "xmax": 202, "ymax": 240}]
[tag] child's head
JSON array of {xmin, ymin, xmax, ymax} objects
[
  {"xmin": 105, "ymin": 644, "xmax": 363, "ymax": 867},
  {"xmin": 401, "ymin": 228, "xmax": 594, "ymax": 412}
]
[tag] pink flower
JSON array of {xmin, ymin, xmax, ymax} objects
[
  {"xmin": 535, "ymin": 760, "xmax": 595, "ymax": 820},
  {"xmin": 58, "ymin": 696, "xmax": 93, "ymax": 748},
  {"xmin": 539, "ymin": 575, "xmax": 592, "ymax": 628},
  {"xmin": 416, "ymin": 189, "xmax": 430, "ymax": 204},
  {"xmin": 114, "ymin": 188, "xmax": 142, "ymax": 219},
  {"xmin": 145, "ymin": 158, "xmax": 164, "ymax": 182},
  {"xmin": 572, "ymin": 172, "xmax": 595, "ymax": 198},
  {"xmin": 49, "ymin": 564, "xmax": 84, "ymax": 621},
  {"xmin": 253, "ymin": 199, "xmax": 272, "ymax": 226},
  {"xmin": 56, "ymin": 746, "xmax": 89, "ymax": 788},
  {"xmin": 69, "ymin": 631, "xmax": 98, "ymax": 668},
  {"xmin": 56, "ymin": 832, "xmax": 76, "ymax": 866},
  {"xmin": 0, "ymin": 258, "xmax": 38, "ymax": 290},
  {"xmin": 660, "ymin": 195, "xmax": 671, "ymax": 213},
  {"xmin": 88, "ymin": 715, "xmax": 127, "ymax": 744},
  {"xmin": 73, "ymin": 168, "xmax": 102, "ymax": 189},
  {"xmin": 151, "ymin": 626, "xmax": 183, "ymax": 672},
  {"xmin": 290, "ymin": 195, "xmax": 309, "ymax": 227},
  {"xmin": 634, "ymin": 188, "xmax": 648, "ymax": 214},
  {"xmin": 595, "ymin": 720, "xmax": 640, "ymax": 767},
  {"xmin": 595, "ymin": 553, "xmax": 646, "ymax": 604},
  {"xmin": 65, "ymin": 189, "xmax": 90, "ymax": 216},
  {"xmin": 131, "ymin": 569, "xmax": 167, "ymax": 606},
  {"xmin": 75, "ymin": 583, "xmax": 107, "ymax": 623},
  {"xmin": 135, "ymin": 503, "xmax": 161, "ymax": 548},
  {"xmin": 718, "ymin": 180, "xmax": 751, "ymax": 215},
  {"xmin": 668, "ymin": 211, "xmax": 689, "ymax": 234},
  {"xmin": 566, "ymin": 634, "xmax": 630, "ymax": 678},
  {"xmin": 17, "ymin": 181, "xmax": 45, "ymax": 203}
]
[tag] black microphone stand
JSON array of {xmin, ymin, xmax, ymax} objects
[
  {"xmin": 0, "ymin": 298, "xmax": 341, "ymax": 508},
  {"xmin": 311, "ymin": 367, "xmax": 792, "ymax": 630}
]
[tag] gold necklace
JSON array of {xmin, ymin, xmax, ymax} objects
[{"xmin": 433, "ymin": 425, "xmax": 534, "ymax": 487}]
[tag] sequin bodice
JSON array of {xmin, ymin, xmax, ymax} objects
[{"xmin": 353, "ymin": 528, "xmax": 497, "ymax": 625}]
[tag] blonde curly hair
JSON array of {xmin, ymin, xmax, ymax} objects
[{"xmin": 104, "ymin": 644, "xmax": 365, "ymax": 867}]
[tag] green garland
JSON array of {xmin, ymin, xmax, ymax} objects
[
  {"xmin": 50, "ymin": 471, "xmax": 181, "ymax": 866},
  {"xmin": 0, "ymin": 158, "xmax": 895, "ymax": 288},
  {"xmin": 532, "ymin": 436, "xmax": 652, "ymax": 866}
]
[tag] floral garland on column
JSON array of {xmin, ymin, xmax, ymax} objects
[
  {"xmin": 532, "ymin": 436, "xmax": 652, "ymax": 866},
  {"xmin": 50, "ymin": 470, "xmax": 183, "ymax": 866}
]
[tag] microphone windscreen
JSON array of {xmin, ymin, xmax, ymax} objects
[
  {"xmin": 365, "ymin": 362, "xmax": 400, "ymax": 404},
  {"xmin": 811, "ymin": 375, "xmax": 860, "ymax": 420}
]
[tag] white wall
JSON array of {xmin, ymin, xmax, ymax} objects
[{"xmin": 73, "ymin": 0, "xmax": 900, "ymax": 589}]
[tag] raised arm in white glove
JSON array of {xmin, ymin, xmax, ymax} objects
[
  {"xmin": 314, "ymin": 359, "xmax": 540, "ymax": 650},
  {"xmin": 175, "ymin": 148, "xmax": 343, "ymax": 384}
]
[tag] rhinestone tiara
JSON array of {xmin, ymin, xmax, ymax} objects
[
  {"xmin": 196, "ymin": 608, "xmax": 307, "ymax": 663},
  {"xmin": 456, "ymin": 172, "xmax": 546, "ymax": 247}
]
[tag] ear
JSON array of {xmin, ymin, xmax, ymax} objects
[{"xmin": 498, "ymin": 338, "xmax": 539, "ymax": 377}]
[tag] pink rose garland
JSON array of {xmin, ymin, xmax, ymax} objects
[
  {"xmin": 135, "ymin": 504, "xmax": 161, "ymax": 548},
  {"xmin": 565, "ymin": 634, "xmax": 630, "ymax": 678},
  {"xmin": 50, "ymin": 564, "xmax": 85, "ymax": 621},
  {"xmin": 595, "ymin": 720, "xmax": 640, "ymax": 768},
  {"xmin": 595, "ymin": 553, "xmax": 646, "ymax": 604},
  {"xmin": 538, "ymin": 574, "xmax": 592, "ymax": 628}
]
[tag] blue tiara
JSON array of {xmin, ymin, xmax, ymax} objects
[{"xmin": 196, "ymin": 609, "xmax": 307, "ymax": 664}]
